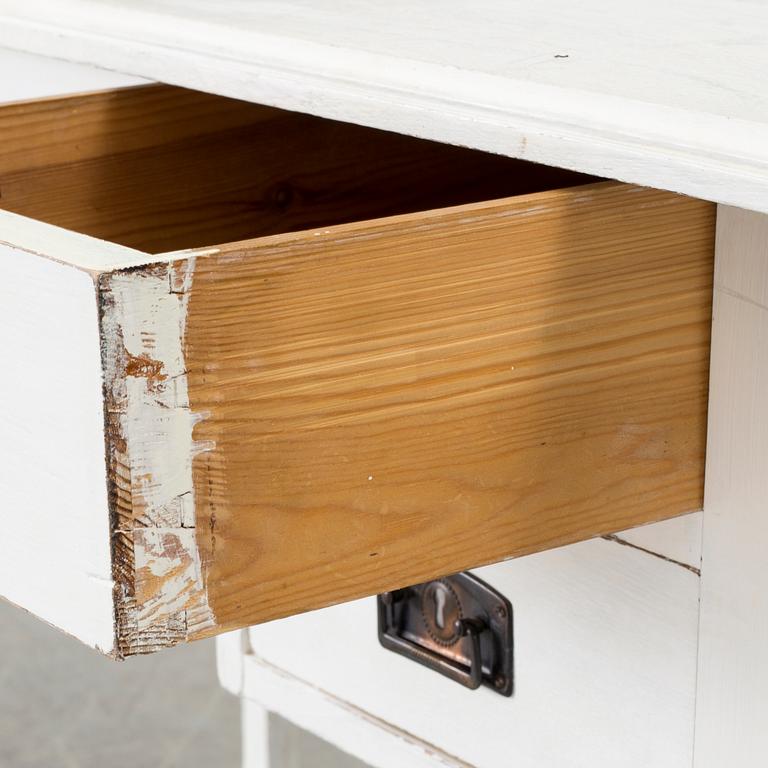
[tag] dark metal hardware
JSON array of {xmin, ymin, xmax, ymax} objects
[{"xmin": 377, "ymin": 572, "xmax": 513, "ymax": 696}]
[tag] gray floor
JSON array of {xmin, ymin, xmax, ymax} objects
[{"xmin": 0, "ymin": 599, "xmax": 240, "ymax": 768}]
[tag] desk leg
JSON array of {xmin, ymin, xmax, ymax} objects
[{"xmin": 242, "ymin": 699, "xmax": 273, "ymax": 768}]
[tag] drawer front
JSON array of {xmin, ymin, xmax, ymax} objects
[
  {"xmin": 242, "ymin": 531, "xmax": 701, "ymax": 768},
  {"xmin": 0, "ymin": 82, "xmax": 713, "ymax": 655}
]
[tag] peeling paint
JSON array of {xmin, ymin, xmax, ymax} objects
[{"xmin": 99, "ymin": 256, "xmax": 215, "ymax": 656}]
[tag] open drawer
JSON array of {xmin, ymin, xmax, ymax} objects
[{"xmin": 0, "ymin": 83, "xmax": 714, "ymax": 657}]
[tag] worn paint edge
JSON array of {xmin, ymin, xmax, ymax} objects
[
  {"xmin": 602, "ymin": 534, "xmax": 701, "ymax": 576},
  {"xmin": 97, "ymin": 256, "xmax": 215, "ymax": 656}
]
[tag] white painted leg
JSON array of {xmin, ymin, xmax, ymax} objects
[
  {"xmin": 242, "ymin": 699, "xmax": 273, "ymax": 768},
  {"xmin": 695, "ymin": 206, "xmax": 768, "ymax": 765},
  {"xmin": 216, "ymin": 630, "xmax": 248, "ymax": 696}
]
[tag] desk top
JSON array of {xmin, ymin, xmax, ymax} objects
[{"xmin": 0, "ymin": 0, "xmax": 766, "ymax": 211}]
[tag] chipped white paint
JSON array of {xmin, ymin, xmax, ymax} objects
[
  {"xmin": 103, "ymin": 264, "xmax": 199, "ymax": 510},
  {"xmin": 106, "ymin": 261, "xmax": 211, "ymax": 511},
  {"xmin": 134, "ymin": 529, "xmax": 206, "ymax": 618},
  {"xmin": 100, "ymin": 257, "xmax": 215, "ymax": 651}
]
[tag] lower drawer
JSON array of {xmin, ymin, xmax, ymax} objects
[
  {"xmin": 0, "ymin": 82, "xmax": 712, "ymax": 656},
  {"xmin": 241, "ymin": 519, "xmax": 701, "ymax": 768}
]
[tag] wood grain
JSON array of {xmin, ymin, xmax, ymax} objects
[
  {"xmin": 178, "ymin": 182, "xmax": 714, "ymax": 633},
  {"xmin": 0, "ymin": 84, "xmax": 589, "ymax": 253}
]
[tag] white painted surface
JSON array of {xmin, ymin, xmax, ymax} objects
[
  {"xmin": 0, "ymin": 244, "xmax": 114, "ymax": 651},
  {"xmin": 241, "ymin": 666, "xmax": 462, "ymax": 768},
  {"xmin": 694, "ymin": 207, "xmax": 768, "ymax": 766},
  {"xmin": 216, "ymin": 631, "xmax": 247, "ymax": 697},
  {"xmin": 0, "ymin": 209, "xmax": 153, "ymax": 273},
  {"xmin": 614, "ymin": 512, "xmax": 702, "ymax": 570},
  {"xmin": 0, "ymin": 46, "xmax": 145, "ymax": 103},
  {"xmin": 245, "ymin": 537, "xmax": 700, "ymax": 768},
  {"xmin": 0, "ymin": 1, "xmax": 767, "ymax": 213}
]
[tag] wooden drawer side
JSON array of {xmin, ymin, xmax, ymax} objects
[{"xmin": 98, "ymin": 182, "xmax": 713, "ymax": 654}]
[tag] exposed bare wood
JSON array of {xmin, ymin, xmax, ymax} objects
[
  {"xmin": 171, "ymin": 182, "xmax": 713, "ymax": 635},
  {"xmin": 0, "ymin": 84, "xmax": 590, "ymax": 254}
]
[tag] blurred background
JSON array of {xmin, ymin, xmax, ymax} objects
[
  {"xmin": 0, "ymin": 598, "xmax": 240, "ymax": 768},
  {"xmin": 0, "ymin": 599, "xmax": 367, "ymax": 767}
]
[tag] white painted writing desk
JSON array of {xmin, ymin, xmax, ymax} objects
[{"xmin": 0, "ymin": 3, "xmax": 766, "ymax": 764}]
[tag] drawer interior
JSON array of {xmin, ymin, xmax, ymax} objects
[{"xmin": 0, "ymin": 83, "xmax": 592, "ymax": 253}]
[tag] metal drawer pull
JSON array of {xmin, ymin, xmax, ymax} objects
[{"xmin": 377, "ymin": 572, "xmax": 513, "ymax": 696}]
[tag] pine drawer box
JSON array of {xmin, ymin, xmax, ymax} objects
[{"xmin": 0, "ymin": 82, "xmax": 713, "ymax": 657}]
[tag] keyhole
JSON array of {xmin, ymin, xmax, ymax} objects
[{"xmin": 433, "ymin": 584, "xmax": 448, "ymax": 629}]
